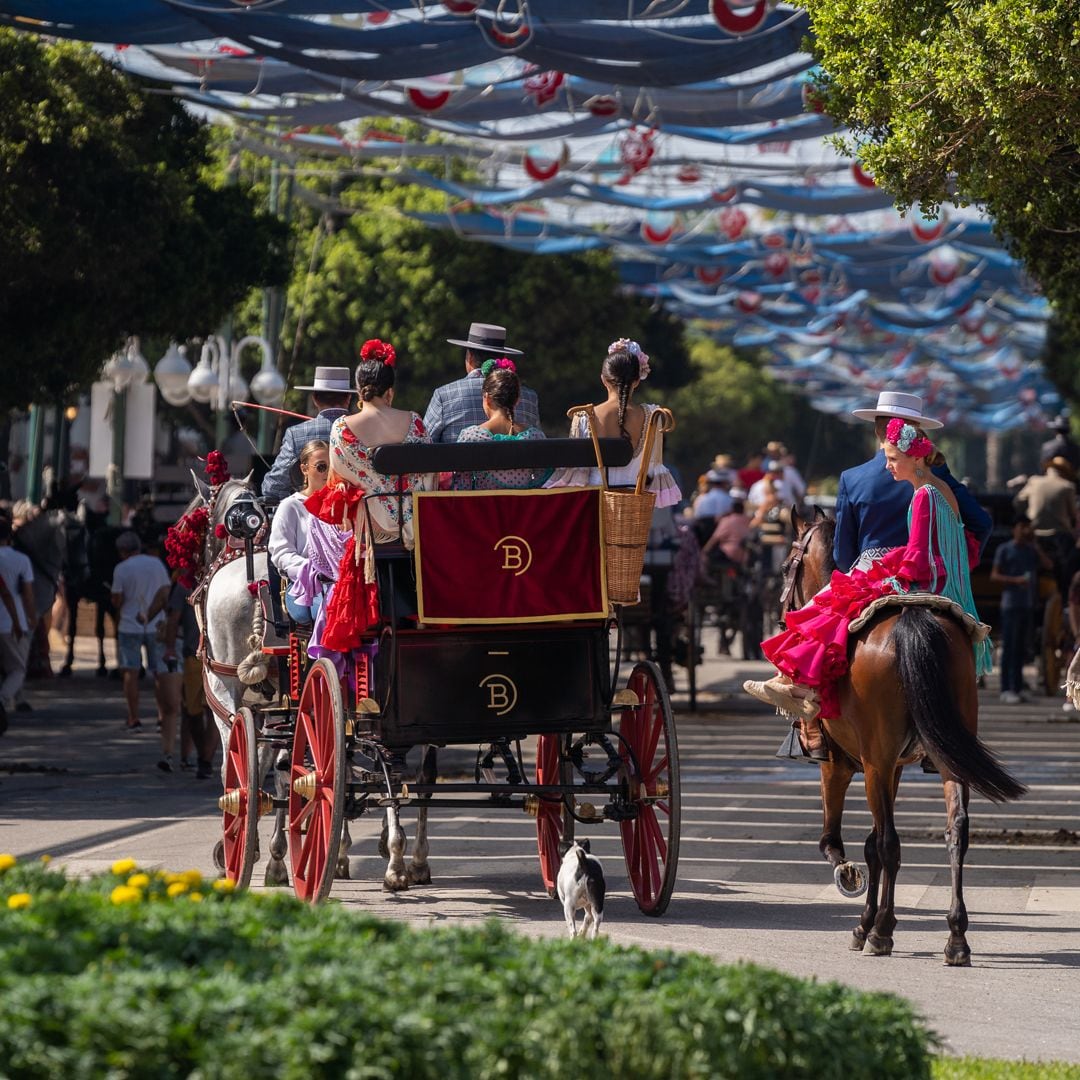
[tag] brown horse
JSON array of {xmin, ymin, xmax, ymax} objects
[{"xmin": 780, "ymin": 508, "xmax": 1026, "ymax": 965}]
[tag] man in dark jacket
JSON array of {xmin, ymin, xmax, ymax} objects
[{"xmin": 261, "ymin": 367, "xmax": 353, "ymax": 501}]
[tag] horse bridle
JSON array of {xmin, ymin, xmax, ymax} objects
[{"xmin": 779, "ymin": 520, "xmax": 824, "ymax": 619}]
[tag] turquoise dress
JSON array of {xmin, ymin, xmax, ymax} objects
[{"xmin": 900, "ymin": 484, "xmax": 993, "ymax": 675}]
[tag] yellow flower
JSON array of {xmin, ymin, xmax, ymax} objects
[
  {"xmin": 166, "ymin": 881, "xmax": 189, "ymax": 898},
  {"xmin": 6, "ymin": 893, "xmax": 31, "ymax": 910},
  {"xmin": 127, "ymin": 873, "xmax": 151, "ymax": 890},
  {"xmin": 0, "ymin": 854, "xmax": 15, "ymax": 872},
  {"xmin": 188, "ymin": 892, "xmax": 204, "ymax": 903},
  {"xmin": 110, "ymin": 885, "xmax": 142, "ymax": 905},
  {"xmin": 212, "ymin": 878, "xmax": 236, "ymax": 893},
  {"xmin": 180, "ymin": 869, "xmax": 203, "ymax": 888},
  {"xmin": 39, "ymin": 854, "xmax": 52, "ymax": 864},
  {"xmin": 111, "ymin": 858, "xmax": 137, "ymax": 877}
]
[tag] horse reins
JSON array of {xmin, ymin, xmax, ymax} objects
[{"xmin": 779, "ymin": 520, "xmax": 824, "ymax": 618}]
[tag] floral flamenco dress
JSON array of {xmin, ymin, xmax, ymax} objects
[
  {"xmin": 762, "ymin": 484, "xmax": 991, "ymax": 720},
  {"xmin": 304, "ymin": 413, "xmax": 432, "ymax": 653},
  {"xmin": 451, "ymin": 425, "xmax": 550, "ymax": 490}
]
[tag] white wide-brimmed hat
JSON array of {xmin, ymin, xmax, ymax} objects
[
  {"xmin": 851, "ymin": 391, "xmax": 942, "ymax": 430},
  {"xmin": 446, "ymin": 322, "xmax": 523, "ymax": 356},
  {"xmin": 293, "ymin": 366, "xmax": 353, "ymax": 393}
]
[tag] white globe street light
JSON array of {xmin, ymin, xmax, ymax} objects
[
  {"xmin": 153, "ymin": 342, "xmax": 192, "ymax": 406},
  {"xmin": 187, "ymin": 339, "xmax": 220, "ymax": 404}
]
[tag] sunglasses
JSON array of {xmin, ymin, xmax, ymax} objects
[{"xmin": 306, "ymin": 461, "xmax": 329, "ymax": 473}]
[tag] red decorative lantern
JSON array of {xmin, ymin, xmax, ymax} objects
[
  {"xmin": 709, "ymin": 0, "xmax": 769, "ymax": 35},
  {"xmin": 736, "ymin": 290, "xmax": 762, "ymax": 314},
  {"xmin": 366, "ymin": 10, "xmax": 391, "ymax": 24},
  {"xmin": 764, "ymin": 251, "xmax": 789, "ymax": 278},
  {"xmin": 711, "ymin": 186, "xmax": 738, "ymax": 203},
  {"xmin": 523, "ymin": 147, "xmax": 561, "ymax": 182},
  {"xmin": 851, "ymin": 161, "xmax": 876, "ymax": 188},
  {"xmin": 524, "ymin": 68, "xmax": 564, "ymax": 108},
  {"xmin": 408, "ymin": 87, "xmax": 451, "ymax": 112},
  {"xmin": 801, "ymin": 286, "xmax": 821, "ymax": 304},
  {"xmin": 801, "ymin": 82, "xmax": 827, "ymax": 114},
  {"xmin": 641, "ymin": 212, "xmax": 678, "ymax": 245},
  {"xmin": 443, "ymin": 0, "xmax": 480, "ymax": 13},
  {"xmin": 929, "ymin": 257, "xmax": 958, "ymax": 286},
  {"xmin": 718, "ymin": 206, "xmax": 748, "ymax": 240},
  {"xmin": 585, "ymin": 94, "xmax": 620, "ymax": 118},
  {"xmin": 677, "ymin": 165, "xmax": 702, "ymax": 184},
  {"xmin": 910, "ymin": 217, "xmax": 946, "ymax": 243},
  {"xmin": 761, "ymin": 232, "xmax": 785, "ymax": 250},
  {"xmin": 696, "ymin": 266, "xmax": 725, "ymax": 285},
  {"xmin": 619, "ymin": 126, "xmax": 657, "ymax": 178},
  {"xmin": 490, "ymin": 21, "xmax": 530, "ymax": 48}
]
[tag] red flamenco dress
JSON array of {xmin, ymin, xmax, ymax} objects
[
  {"xmin": 761, "ymin": 485, "xmax": 982, "ymax": 720},
  {"xmin": 305, "ymin": 413, "xmax": 432, "ymax": 653}
]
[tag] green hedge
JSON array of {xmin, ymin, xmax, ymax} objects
[{"xmin": 0, "ymin": 856, "xmax": 933, "ymax": 1079}]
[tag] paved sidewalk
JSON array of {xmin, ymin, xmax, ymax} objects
[{"xmin": 1, "ymin": 635, "xmax": 1078, "ymax": 1062}]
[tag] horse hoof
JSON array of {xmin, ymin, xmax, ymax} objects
[
  {"xmin": 212, "ymin": 840, "xmax": 225, "ymax": 873},
  {"xmin": 334, "ymin": 860, "xmax": 351, "ymax": 881},
  {"xmin": 407, "ymin": 864, "xmax": 431, "ymax": 887},
  {"xmin": 850, "ymin": 928, "xmax": 867, "ymax": 952},
  {"xmin": 944, "ymin": 945, "xmax": 971, "ymax": 967},
  {"xmin": 834, "ymin": 862, "xmax": 868, "ymax": 899},
  {"xmin": 383, "ymin": 872, "xmax": 410, "ymax": 892},
  {"xmin": 865, "ymin": 931, "xmax": 893, "ymax": 956},
  {"xmin": 264, "ymin": 863, "xmax": 289, "ymax": 887}
]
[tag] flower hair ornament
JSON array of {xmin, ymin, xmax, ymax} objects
[
  {"xmin": 608, "ymin": 337, "xmax": 650, "ymax": 381},
  {"xmin": 885, "ymin": 418, "xmax": 934, "ymax": 458},
  {"xmin": 480, "ymin": 356, "xmax": 516, "ymax": 376},
  {"xmin": 359, "ymin": 338, "xmax": 396, "ymax": 366}
]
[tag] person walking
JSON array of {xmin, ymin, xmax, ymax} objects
[
  {"xmin": 0, "ymin": 517, "xmax": 36, "ymax": 724},
  {"xmin": 1014, "ymin": 457, "xmax": 1078, "ymax": 595},
  {"xmin": 261, "ymin": 367, "xmax": 354, "ymax": 501},
  {"xmin": 990, "ymin": 516, "xmax": 1049, "ymax": 704},
  {"xmin": 423, "ymin": 322, "xmax": 539, "ymax": 444},
  {"xmin": 109, "ymin": 531, "xmax": 171, "ymax": 762}
]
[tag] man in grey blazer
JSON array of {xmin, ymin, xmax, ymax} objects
[
  {"xmin": 261, "ymin": 367, "xmax": 354, "ymax": 501},
  {"xmin": 423, "ymin": 323, "xmax": 540, "ymax": 443}
]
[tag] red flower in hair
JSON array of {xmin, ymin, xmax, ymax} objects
[{"xmin": 360, "ymin": 339, "xmax": 396, "ymax": 367}]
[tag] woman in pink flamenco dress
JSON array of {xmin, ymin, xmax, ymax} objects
[{"xmin": 744, "ymin": 419, "xmax": 990, "ymax": 759}]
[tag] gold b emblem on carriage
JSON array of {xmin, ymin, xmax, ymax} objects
[
  {"xmin": 479, "ymin": 673, "xmax": 518, "ymax": 715},
  {"xmin": 494, "ymin": 535, "xmax": 532, "ymax": 576}
]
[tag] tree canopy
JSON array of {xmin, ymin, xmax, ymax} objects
[
  {"xmin": 803, "ymin": 0, "xmax": 1080, "ymax": 332},
  {"xmin": 0, "ymin": 30, "xmax": 286, "ymax": 410}
]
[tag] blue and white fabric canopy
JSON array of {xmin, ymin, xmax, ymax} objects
[{"xmin": 1, "ymin": 0, "xmax": 1057, "ymax": 431}]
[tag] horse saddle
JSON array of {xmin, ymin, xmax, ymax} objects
[{"xmin": 848, "ymin": 592, "xmax": 991, "ymax": 643}]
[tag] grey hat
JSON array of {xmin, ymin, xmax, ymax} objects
[
  {"xmin": 851, "ymin": 390, "xmax": 943, "ymax": 430},
  {"xmin": 293, "ymin": 366, "xmax": 353, "ymax": 393},
  {"xmin": 447, "ymin": 322, "xmax": 523, "ymax": 356}
]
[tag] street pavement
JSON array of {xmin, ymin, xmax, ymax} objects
[{"xmin": 1, "ymin": 632, "xmax": 1078, "ymax": 1063}]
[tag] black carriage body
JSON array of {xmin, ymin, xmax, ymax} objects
[{"xmin": 361, "ymin": 623, "xmax": 609, "ymax": 749}]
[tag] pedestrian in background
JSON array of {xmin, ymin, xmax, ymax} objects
[
  {"xmin": 110, "ymin": 531, "xmax": 170, "ymax": 759},
  {"xmin": 991, "ymin": 516, "xmax": 1050, "ymax": 705},
  {"xmin": 0, "ymin": 517, "xmax": 36, "ymax": 722}
]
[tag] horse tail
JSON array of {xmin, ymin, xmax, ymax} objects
[
  {"xmin": 894, "ymin": 607, "xmax": 1026, "ymax": 803},
  {"xmin": 236, "ymin": 588, "xmax": 269, "ymax": 686}
]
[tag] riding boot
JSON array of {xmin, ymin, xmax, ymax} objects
[
  {"xmin": 799, "ymin": 713, "xmax": 829, "ymax": 761},
  {"xmin": 743, "ymin": 673, "xmax": 818, "ymax": 720}
]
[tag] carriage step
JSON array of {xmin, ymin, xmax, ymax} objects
[{"xmin": 261, "ymin": 646, "xmax": 291, "ymax": 656}]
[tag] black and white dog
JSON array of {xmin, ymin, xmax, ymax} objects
[{"xmin": 556, "ymin": 840, "xmax": 606, "ymax": 939}]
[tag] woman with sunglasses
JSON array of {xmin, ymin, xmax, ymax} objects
[{"xmin": 268, "ymin": 439, "xmax": 329, "ymax": 625}]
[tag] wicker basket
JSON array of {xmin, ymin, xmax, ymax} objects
[
  {"xmin": 574, "ymin": 404, "xmax": 673, "ymax": 607},
  {"xmin": 602, "ymin": 488, "xmax": 656, "ymax": 604}
]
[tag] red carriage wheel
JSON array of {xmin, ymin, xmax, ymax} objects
[
  {"xmin": 219, "ymin": 706, "xmax": 259, "ymax": 888},
  {"xmin": 534, "ymin": 734, "xmax": 566, "ymax": 896},
  {"xmin": 618, "ymin": 661, "xmax": 681, "ymax": 916},
  {"xmin": 288, "ymin": 658, "xmax": 346, "ymax": 903}
]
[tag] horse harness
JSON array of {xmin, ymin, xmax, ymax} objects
[{"xmin": 779, "ymin": 519, "xmax": 825, "ymax": 617}]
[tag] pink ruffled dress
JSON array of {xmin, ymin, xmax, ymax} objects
[{"xmin": 762, "ymin": 485, "xmax": 984, "ymax": 719}]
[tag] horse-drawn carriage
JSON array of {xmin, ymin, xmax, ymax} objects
[{"xmin": 194, "ymin": 438, "xmax": 681, "ymax": 914}]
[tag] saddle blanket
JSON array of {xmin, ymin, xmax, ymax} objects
[{"xmin": 848, "ymin": 591, "xmax": 991, "ymax": 643}]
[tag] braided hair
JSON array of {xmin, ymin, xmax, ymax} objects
[
  {"xmin": 481, "ymin": 358, "xmax": 520, "ymax": 429},
  {"xmin": 602, "ymin": 347, "xmax": 641, "ymax": 441}
]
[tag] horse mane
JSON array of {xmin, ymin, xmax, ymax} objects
[{"xmin": 814, "ymin": 512, "xmax": 837, "ymax": 575}]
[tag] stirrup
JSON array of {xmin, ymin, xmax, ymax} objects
[{"xmin": 775, "ymin": 722, "xmax": 820, "ymax": 765}]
